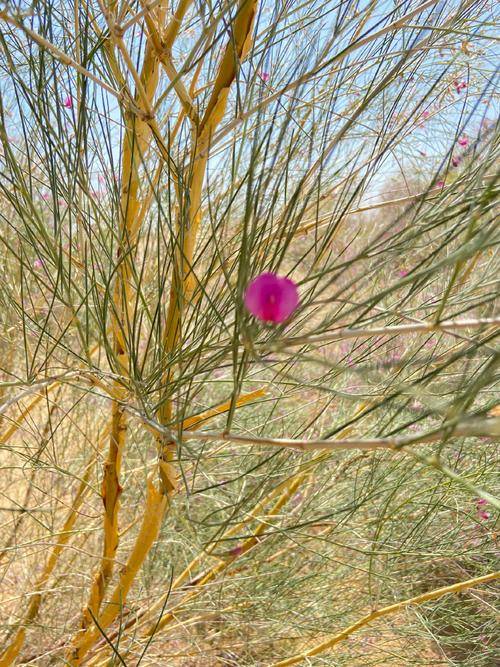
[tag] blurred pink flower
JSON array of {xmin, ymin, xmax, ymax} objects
[
  {"xmin": 476, "ymin": 498, "xmax": 487, "ymax": 506},
  {"xmin": 244, "ymin": 273, "xmax": 299, "ymax": 324},
  {"xmin": 421, "ymin": 110, "xmax": 430, "ymax": 119},
  {"xmin": 477, "ymin": 510, "xmax": 490, "ymax": 521},
  {"xmin": 398, "ymin": 269, "xmax": 409, "ymax": 277},
  {"xmin": 63, "ymin": 95, "xmax": 73, "ymax": 109},
  {"xmin": 41, "ymin": 192, "xmax": 50, "ymax": 201},
  {"xmin": 229, "ymin": 545, "xmax": 243, "ymax": 557},
  {"xmin": 436, "ymin": 180, "xmax": 445, "ymax": 188},
  {"xmin": 33, "ymin": 258, "xmax": 43, "ymax": 269},
  {"xmin": 454, "ymin": 80, "xmax": 467, "ymax": 93},
  {"xmin": 452, "ymin": 156, "xmax": 461, "ymax": 167},
  {"xmin": 457, "ymin": 136, "xmax": 469, "ymax": 147},
  {"xmin": 258, "ymin": 71, "xmax": 270, "ymax": 83}
]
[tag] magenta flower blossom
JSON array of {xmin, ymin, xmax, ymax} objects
[
  {"xmin": 476, "ymin": 498, "xmax": 487, "ymax": 507},
  {"xmin": 398, "ymin": 269, "xmax": 409, "ymax": 277},
  {"xmin": 244, "ymin": 273, "xmax": 299, "ymax": 324},
  {"xmin": 63, "ymin": 95, "xmax": 73, "ymax": 109},
  {"xmin": 436, "ymin": 180, "xmax": 445, "ymax": 188},
  {"xmin": 258, "ymin": 71, "xmax": 270, "ymax": 83},
  {"xmin": 457, "ymin": 136, "xmax": 468, "ymax": 147},
  {"xmin": 33, "ymin": 258, "xmax": 43, "ymax": 269},
  {"xmin": 421, "ymin": 110, "xmax": 430, "ymax": 119},
  {"xmin": 477, "ymin": 510, "xmax": 490, "ymax": 521},
  {"xmin": 451, "ymin": 156, "xmax": 461, "ymax": 168},
  {"xmin": 454, "ymin": 80, "xmax": 467, "ymax": 93}
]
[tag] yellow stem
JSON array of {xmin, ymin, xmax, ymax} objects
[
  {"xmin": 69, "ymin": 479, "xmax": 168, "ymax": 662},
  {"xmin": 79, "ymin": 390, "xmax": 266, "ymax": 662},
  {"xmin": 71, "ymin": 5, "xmax": 258, "ymax": 660},
  {"xmin": 78, "ymin": 13, "xmax": 166, "ymax": 636},
  {"xmin": 272, "ymin": 571, "xmax": 500, "ymax": 666},
  {"xmin": 156, "ymin": 0, "xmax": 258, "ymax": 498}
]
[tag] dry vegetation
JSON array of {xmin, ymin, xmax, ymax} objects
[{"xmin": 0, "ymin": 0, "xmax": 499, "ymax": 665}]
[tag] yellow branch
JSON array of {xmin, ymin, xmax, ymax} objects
[
  {"xmin": 69, "ymin": 479, "xmax": 169, "ymax": 662},
  {"xmin": 71, "ymin": 4, "xmax": 258, "ymax": 660},
  {"xmin": 77, "ymin": 389, "xmax": 266, "ymax": 662},
  {"xmin": 98, "ymin": 407, "xmax": 364, "ymax": 652},
  {"xmin": 0, "ymin": 384, "xmax": 59, "ymax": 444},
  {"xmin": 157, "ymin": 0, "xmax": 258, "ymax": 498},
  {"xmin": 78, "ymin": 7, "xmax": 166, "ymax": 638},
  {"xmin": 271, "ymin": 571, "xmax": 500, "ymax": 666}
]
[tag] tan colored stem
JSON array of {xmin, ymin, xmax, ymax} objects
[
  {"xmin": 78, "ymin": 14, "xmax": 165, "ymax": 637},
  {"xmin": 157, "ymin": 0, "xmax": 258, "ymax": 499},
  {"xmin": 69, "ymin": 479, "xmax": 168, "ymax": 662},
  {"xmin": 0, "ymin": 343, "xmax": 101, "ymax": 447},
  {"xmin": 79, "ymin": 390, "xmax": 266, "ymax": 662},
  {"xmin": 69, "ymin": 5, "xmax": 258, "ymax": 661},
  {"xmin": 0, "ymin": 384, "xmax": 59, "ymax": 444},
  {"xmin": 272, "ymin": 571, "xmax": 500, "ymax": 666},
  {"xmin": 280, "ymin": 317, "xmax": 500, "ymax": 348},
  {"xmin": 138, "ymin": 411, "xmax": 365, "ymax": 639}
]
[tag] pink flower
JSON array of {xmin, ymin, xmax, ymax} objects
[
  {"xmin": 244, "ymin": 273, "xmax": 299, "ymax": 324},
  {"xmin": 41, "ymin": 192, "xmax": 50, "ymax": 201},
  {"xmin": 436, "ymin": 180, "xmax": 445, "ymax": 188},
  {"xmin": 477, "ymin": 510, "xmax": 490, "ymax": 521},
  {"xmin": 457, "ymin": 136, "xmax": 469, "ymax": 147},
  {"xmin": 421, "ymin": 110, "xmax": 430, "ymax": 119},
  {"xmin": 476, "ymin": 498, "xmax": 487, "ymax": 506},
  {"xmin": 258, "ymin": 71, "xmax": 270, "ymax": 83},
  {"xmin": 398, "ymin": 269, "xmax": 409, "ymax": 277},
  {"xmin": 229, "ymin": 545, "xmax": 243, "ymax": 557},
  {"xmin": 454, "ymin": 80, "xmax": 467, "ymax": 93},
  {"xmin": 63, "ymin": 95, "xmax": 73, "ymax": 109},
  {"xmin": 33, "ymin": 258, "xmax": 43, "ymax": 269},
  {"xmin": 451, "ymin": 156, "xmax": 461, "ymax": 168}
]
